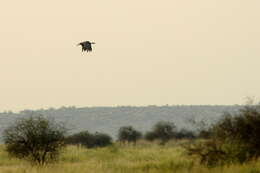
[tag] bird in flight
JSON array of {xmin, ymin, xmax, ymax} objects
[{"xmin": 77, "ymin": 41, "xmax": 95, "ymax": 52}]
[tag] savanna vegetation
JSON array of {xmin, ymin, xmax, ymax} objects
[
  {"xmin": 3, "ymin": 115, "xmax": 67, "ymax": 165},
  {"xmin": 1, "ymin": 142, "xmax": 260, "ymax": 173},
  {"xmin": 1, "ymin": 105, "xmax": 260, "ymax": 173},
  {"xmin": 66, "ymin": 131, "xmax": 112, "ymax": 148},
  {"xmin": 118, "ymin": 126, "xmax": 142, "ymax": 144}
]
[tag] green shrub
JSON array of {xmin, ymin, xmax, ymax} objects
[
  {"xmin": 144, "ymin": 131, "xmax": 157, "ymax": 141},
  {"xmin": 145, "ymin": 121, "xmax": 176, "ymax": 145},
  {"xmin": 175, "ymin": 128, "xmax": 195, "ymax": 139},
  {"xmin": 93, "ymin": 132, "xmax": 112, "ymax": 147},
  {"xmin": 197, "ymin": 129, "xmax": 212, "ymax": 139},
  {"xmin": 185, "ymin": 105, "xmax": 260, "ymax": 166},
  {"xmin": 66, "ymin": 131, "xmax": 112, "ymax": 148},
  {"xmin": 212, "ymin": 106, "xmax": 260, "ymax": 160},
  {"xmin": 3, "ymin": 115, "xmax": 67, "ymax": 165},
  {"xmin": 184, "ymin": 139, "xmax": 250, "ymax": 167},
  {"xmin": 118, "ymin": 126, "xmax": 142, "ymax": 144},
  {"xmin": 66, "ymin": 131, "xmax": 95, "ymax": 147}
]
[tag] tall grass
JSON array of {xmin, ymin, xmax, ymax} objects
[{"xmin": 0, "ymin": 142, "xmax": 260, "ymax": 173}]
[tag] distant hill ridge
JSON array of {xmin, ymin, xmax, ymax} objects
[{"xmin": 0, "ymin": 105, "xmax": 243, "ymax": 141}]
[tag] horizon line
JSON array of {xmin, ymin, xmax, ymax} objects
[{"xmin": 0, "ymin": 104, "xmax": 248, "ymax": 114}]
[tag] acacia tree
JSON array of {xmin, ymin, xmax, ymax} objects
[{"xmin": 3, "ymin": 115, "xmax": 67, "ymax": 165}]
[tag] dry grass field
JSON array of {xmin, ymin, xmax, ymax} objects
[{"xmin": 0, "ymin": 142, "xmax": 260, "ymax": 173}]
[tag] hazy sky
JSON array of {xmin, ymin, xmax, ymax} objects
[{"xmin": 0, "ymin": 0, "xmax": 260, "ymax": 111}]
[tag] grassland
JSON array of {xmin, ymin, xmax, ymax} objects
[{"xmin": 0, "ymin": 141, "xmax": 260, "ymax": 173}]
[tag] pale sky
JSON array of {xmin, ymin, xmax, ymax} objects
[{"xmin": 0, "ymin": 0, "xmax": 260, "ymax": 112}]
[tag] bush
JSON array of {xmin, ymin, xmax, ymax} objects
[
  {"xmin": 66, "ymin": 131, "xmax": 112, "ymax": 148},
  {"xmin": 197, "ymin": 129, "xmax": 212, "ymax": 139},
  {"xmin": 3, "ymin": 115, "xmax": 67, "ymax": 165},
  {"xmin": 213, "ymin": 106, "xmax": 260, "ymax": 159},
  {"xmin": 185, "ymin": 139, "xmax": 250, "ymax": 167},
  {"xmin": 66, "ymin": 131, "xmax": 95, "ymax": 147},
  {"xmin": 185, "ymin": 105, "xmax": 260, "ymax": 166},
  {"xmin": 93, "ymin": 132, "xmax": 113, "ymax": 147},
  {"xmin": 144, "ymin": 131, "xmax": 157, "ymax": 141},
  {"xmin": 118, "ymin": 126, "xmax": 142, "ymax": 144},
  {"xmin": 175, "ymin": 128, "xmax": 195, "ymax": 139},
  {"xmin": 145, "ymin": 121, "xmax": 176, "ymax": 145},
  {"xmin": 184, "ymin": 139, "xmax": 226, "ymax": 167}
]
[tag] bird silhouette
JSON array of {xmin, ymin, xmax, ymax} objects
[{"xmin": 77, "ymin": 41, "xmax": 95, "ymax": 52}]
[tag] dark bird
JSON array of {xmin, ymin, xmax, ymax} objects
[{"xmin": 77, "ymin": 41, "xmax": 95, "ymax": 52}]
